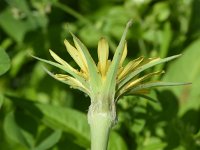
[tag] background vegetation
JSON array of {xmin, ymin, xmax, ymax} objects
[{"xmin": 0, "ymin": 0, "xmax": 200, "ymax": 149}]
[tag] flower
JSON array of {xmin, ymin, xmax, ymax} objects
[
  {"xmin": 32, "ymin": 20, "xmax": 191, "ymax": 150},
  {"xmin": 32, "ymin": 20, "xmax": 187, "ymax": 104}
]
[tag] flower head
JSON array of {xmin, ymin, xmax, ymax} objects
[
  {"xmin": 32, "ymin": 21, "xmax": 191, "ymax": 150},
  {"xmin": 32, "ymin": 20, "xmax": 187, "ymax": 104}
]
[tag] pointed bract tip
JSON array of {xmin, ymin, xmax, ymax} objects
[
  {"xmin": 49, "ymin": 49, "xmax": 54, "ymax": 55},
  {"xmin": 184, "ymin": 82, "xmax": 192, "ymax": 85},
  {"xmin": 173, "ymin": 54, "xmax": 182, "ymax": 58},
  {"xmin": 100, "ymin": 37, "xmax": 106, "ymax": 40},
  {"xmin": 64, "ymin": 39, "xmax": 71, "ymax": 47},
  {"xmin": 29, "ymin": 53, "xmax": 39, "ymax": 59},
  {"xmin": 27, "ymin": 51, "xmax": 34, "ymax": 57},
  {"xmin": 69, "ymin": 31, "xmax": 75, "ymax": 38},
  {"xmin": 99, "ymin": 37, "xmax": 108, "ymax": 43},
  {"xmin": 127, "ymin": 19, "xmax": 133, "ymax": 28},
  {"xmin": 64, "ymin": 39, "xmax": 68, "ymax": 44},
  {"xmin": 28, "ymin": 52, "xmax": 34, "ymax": 58}
]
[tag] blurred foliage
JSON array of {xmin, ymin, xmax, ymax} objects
[{"xmin": 0, "ymin": 0, "xmax": 200, "ymax": 150}]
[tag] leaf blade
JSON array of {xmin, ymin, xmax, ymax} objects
[
  {"xmin": 34, "ymin": 130, "xmax": 62, "ymax": 150},
  {"xmin": 0, "ymin": 48, "xmax": 11, "ymax": 76}
]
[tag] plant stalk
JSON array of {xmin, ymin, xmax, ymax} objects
[{"xmin": 88, "ymin": 98, "xmax": 116, "ymax": 150}]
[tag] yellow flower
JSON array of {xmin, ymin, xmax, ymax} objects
[
  {"xmin": 32, "ymin": 20, "xmax": 188, "ymax": 103},
  {"xmin": 32, "ymin": 21, "xmax": 190, "ymax": 150}
]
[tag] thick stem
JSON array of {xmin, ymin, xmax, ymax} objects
[
  {"xmin": 88, "ymin": 98, "xmax": 116, "ymax": 150},
  {"xmin": 89, "ymin": 112, "xmax": 112, "ymax": 150}
]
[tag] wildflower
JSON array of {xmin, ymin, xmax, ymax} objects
[{"xmin": 32, "ymin": 20, "xmax": 188, "ymax": 150}]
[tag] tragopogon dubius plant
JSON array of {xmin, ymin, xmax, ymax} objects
[{"xmin": 32, "ymin": 20, "xmax": 189, "ymax": 150}]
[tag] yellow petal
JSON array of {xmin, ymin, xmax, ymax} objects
[
  {"xmin": 72, "ymin": 38, "xmax": 89, "ymax": 72},
  {"xmin": 97, "ymin": 38, "xmax": 109, "ymax": 77},
  {"xmin": 54, "ymin": 74, "xmax": 70, "ymax": 80},
  {"xmin": 64, "ymin": 40, "xmax": 88, "ymax": 73},
  {"xmin": 105, "ymin": 60, "xmax": 111, "ymax": 74},
  {"xmin": 119, "ymin": 42, "xmax": 127, "ymax": 67},
  {"xmin": 139, "ymin": 57, "xmax": 161, "ymax": 67},
  {"xmin": 118, "ymin": 56, "xmax": 144, "ymax": 80},
  {"xmin": 55, "ymin": 74, "xmax": 90, "ymax": 94},
  {"xmin": 49, "ymin": 49, "xmax": 79, "ymax": 74}
]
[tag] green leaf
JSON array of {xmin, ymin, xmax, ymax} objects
[
  {"xmin": 108, "ymin": 132, "xmax": 128, "ymax": 150},
  {"xmin": 4, "ymin": 110, "xmax": 61, "ymax": 150},
  {"xmin": 33, "ymin": 104, "xmax": 90, "ymax": 148},
  {"xmin": 36, "ymin": 102, "xmax": 128, "ymax": 149},
  {"xmin": 0, "ymin": 8, "xmax": 32, "ymax": 43},
  {"xmin": 6, "ymin": 95, "xmax": 90, "ymax": 148},
  {"xmin": 34, "ymin": 130, "xmax": 62, "ymax": 150},
  {"xmin": 104, "ymin": 20, "xmax": 132, "ymax": 97},
  {"xmin": 7, "ymin": 0, "xmax": 30, "ymax": 14},
  {"xmin": 3, "ymin": 111, "xmax": 31, "ymax": 148},
  {"xmin": 10, "ymin": 49, "xmax": 28, "ymax": 77},
  {"xmin": 119, "ymin": 54, "xmax": 181, "ymax": 89},
  {"xmin": 163, "ymin": 39, "xmax": 200, "ymax": 115},
  {"xmin": 138, "ymin": 136, "xmax": 167, "ymax": 150},
  {"xmin": 6, "ymin": 95, "xmax": 128, "ymax": 149},
  {"xmin": 0, "ymin": 48, "xmax": 11, "ymax": 76}
]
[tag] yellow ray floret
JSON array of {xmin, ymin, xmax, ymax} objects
[
  {"xmin": 124, "ymin": 70, "xmax": 165, "ymax": 91},
  {"xmin": 72, "ymin": 38, "xmax": 90, "ymax": 72},
  {"xmin": 118, "ymin": 56, "xmax": 144, "ymax": 81},
  {"xmin": 64, "ymin": 39, "xmax": 88, "ymax": 73},
  {"xmin": 97, "ymin": 38, "xmax": 109, "ymax": 77},
  {"xmin": 49, "ymin": 49, "xmax": 79, "ymax": 74},
  {"xmin": 139, "ymin": 57, "xmax": 161, "ymax": 67},
  {"xmin": 55, "ymin": 74, "xmax": 90, "ymax": 94}
]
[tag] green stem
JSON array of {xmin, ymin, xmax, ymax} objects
[
  {"xmin": 53, "ymin": 1, "xmax": 91, "ymax": 25},
  {"xmin": 88, "ymin": 98, "xmax": 116, "ymax": 150},
  {"xmin": 89, "ymin": 112, "xmax": 112, "ymax": 150}
]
